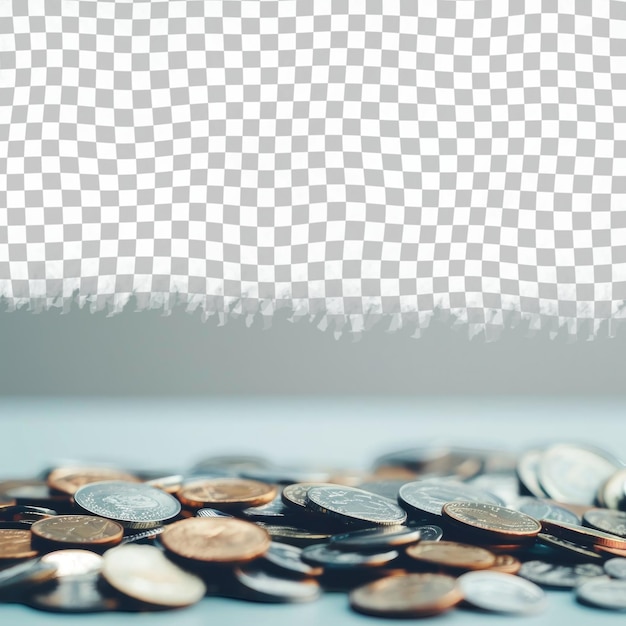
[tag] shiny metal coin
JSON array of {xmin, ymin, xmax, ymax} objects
[
  {"xmin": 516, "ymin": 450, "xmax": 549, "ymax": 498},
  {"xmin": 537, "ymin": 533, "xmax": 604, "ymax": 562},
  {"xmin": 0, "ymin": 559, "xmax": 57, "ymax": 590},
  {"xmin": 255, "ymin": 523, "xmax": 332, "ymax": 547},
  {"xmin": 519, "ymin": 560, "xmax": 605, "ymax": 589},
  {"xmin": 541, "ymin": 519, "xmax": 626, "ymax": 550},
  {"xmin": 306, "ymin": 486, "xmax": 407, "ymax": 526},
  {"xmin": 514, "ymin": 497, "xmax": 580, "ymax": 525},
  {"xmin": 467, "ymin": 473, "xmax": 520, "ymax": 507},
  {"xmin": 584, "ymin": 508, "xmax": 626, "ymax": 538},
  {"xmin": 301, "ymin": 543, "xmax": 398, "ymax": 569},
  {"xmin": 74, "ymin": 481, "xmax": 181, "ymax": 529},
  {"xmin": 458, "ymin": 571, "xmax": 546, "ymax": 614},
  {"xmin": 102, "ymin": 544, "xmax": 206, "ymax": 607},
  {"xmin": 40, "ymin": 550, "xmax": 102, "ymax": 578},
  {"xmin": 576, "ymin": 577, "xmax": 626, "ymax": 610},
  {"xmin": 196, "ymin": 508, "xmax": 234, "ymax": 518},
  {"xmin": 604, "ymin": 558, "xmax": 626, "ymax": 580},
  {"xmin": 119, "ymin": 527, "xmax": 165, "ymax": 544},
  {"xmin": 409, "ymin": 524, "xmax": 443, "ymax": 541},
  {"xmin": 598, "ymin": 469, "xmax": 626, "ymax": 509},
  {"xmin": 398, "ymin": 478, "xmax": 503, "ymax": 518},
  {"xmin": 330, "ymin": 525, "xmax": 420, "ymax": 551},
  {"xmin": 261, "ymin": 542, "xmax": 323, "ymax": 578}
]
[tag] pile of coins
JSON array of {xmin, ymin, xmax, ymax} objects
[{"xmin": 1, "ymin": 442, "xmax": 626, "ymax": 615}]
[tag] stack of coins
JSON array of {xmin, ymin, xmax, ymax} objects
[{"xmin": 2, "ymin": 443, "xmax": 626, "ymax": 614}]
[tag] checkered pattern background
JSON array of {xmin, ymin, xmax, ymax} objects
[{"xmin": 1, "ymin": 0, "xmax": 625, "ymax": 338}]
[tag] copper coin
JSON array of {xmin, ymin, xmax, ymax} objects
[
  {"xmin": 31, "ymin": 515, "xmax": 123, "ymax": 550},
  {"xmin": 176, "ymin": 478, "xmax": 276, "ymax": 510},
  {"xmin": 161, "ymin": 517, "xmax": 271, "ymax": 564},
  {"xmin": 47, "ymin": 467, "xmax": 140, "ymax": 496},
  {"xmin": 0, "ymin": 529, "xmax": 37, "ymax": 559},
  {"xmin": 490, "ymin": 554, "xmax": 522, "ymax": 574},
  {"xmin": 542, "ymin": 519, "xmax": 626, "ymax": 550},
  {"xmin": 406, "ymin": 541, "xmax": 496, "ymax": 571},
  {"xmin": 350, "ymin": 573, "xmax": 462, "ymax": 617},
  {"xmin": 442, "ymin": 501, "xmax": 541, "ymax": 540},
  {"xmin": 594, "ymin": 544, "xmax": 626, "ymax": 558}
]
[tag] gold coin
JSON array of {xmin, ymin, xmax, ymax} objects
[
  {"xmin": 47, "ymin": 467, "xmax": 140, "ymax": 496},
  {"xmin": 161, "ymin": 517, "xmax": 271, "ymax": 564},
  {"xmin": 0, "ymin": 529, "xmax": 37, "ymax": 559},
  {"xmin": 176, "ymin": 478, "xmax": 276, "ymax": 510},
  {"xmin": 541, "ymin": 519, "xmax": 626, "ymax": 550},
  {"xmin": 406, "ymin": 541, "xmax": 496, "ymax": 571},
  {"xmin": 350, "ymin": 573, "xmax": 462, "ymax": 617},
  {"xmin": 490, "ymin": 554, "xmax": 522, "ymax": 574},
  {"xmin": 31, "ymin": 515, "xmax": 124, "ymax": 550}
]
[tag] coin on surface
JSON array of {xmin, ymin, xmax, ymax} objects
[
  {"xmin": 0, "ymin": 559, "xmax": 57, "ymax": 590},
  {"xmin": 0, "ymin": 529, "xmax": 37, "ymax": 559},
  {"xmin": 330, "ymin": 525, "xmax": 420, "ymax": 551},
  {"xmin": 514, "ymin": 497, "xmax": 580, "ymax": 525},
  {"xmin": 576, "ymin": 577, "xmax": 626, "ymax": 610},
  {"xmin": 458, "ymin": 570, "xmax": 546, "ymax": 614},
  {"xmin": 518, "ymin": 560, "xmax": 605, "ymax": 589},
  {"xmin": 410, "ymin": 524, "xmax": 443, "ymax": 542},
  {"xmin": 604, "ymin": 558, "xmax": 626, "ymax": 580},
  {"xmin": 74, "ymin": 481, "xmax": 181, "ymax": 529},
  {"xmin": 406, "ymin": 541, "xmax": 495, "ymax": 571},
  {"xmin": 538, "ymin": 443, "xmax": 621, "ymax": 506},
  {"xmin": 398, "ymin": 479, "xmax": 504, "ymax": 518},
  {"xmin": 102, "ymin": 544, "xmax": 206, "ymax": 607},
  {"xmin": 231, "ymin": 563, "xmax": 321, "ymax": 603},
  {"xmin": 47, "ymin": 467, "xmax": 140, "ymax": 496},
  {"xmin": 254, "ymin": 523, "xmax": 332, "ymax": 547},
  {"xmin": 301, "ymin": 543, "xmax": 398, "ymax": 569},
  {"xmin": 196, "ymin": 508, "xmax": 234, "ymax": 519},
  {"xmin": 541, "ymin": 519, "xmax": 626, "ymax": 550},
  {"xmin": 490, "ymin": 554, "xmax": 521, "ymax": 574},
  {"xmin": 442, "ymin": 501, "xmax": 541, "ymax": 540},
  {"xmin": 41, "ymin": 550, "xmax": 103, "ymax": 578},
  {"xmin": 281, "ymin": 483, "xmax": 329, "ymax": 512},
  {"xmin": 261, "ymin": 542, "xmax": 323, "ymax": 578},
  {"xmin": 31, "ymin": 515, "xmax": 123, "ymax": 550},
  {"xmin": 161, "ymin": 517, "xmax": 270, "ymax": 564},
  {"xmin": 177, "ymin": 478, "xmax": 276, "ymax": 510},
  {"xmin": 305, "ymin": 485, "xmax": 407, "ymax": 526},
  {"xmin": 537, "ymin": 533, "xmax": 604, "ymax": 562},
  {"xmin": 516, "ymin": 449, "xmax": 549, "ymax": 498},
  {"xmin": 598, "ymin": 469, "xmax": 626, "ymax": 510},
  {"xmin": 583, "ymin": 508, "xmax": 626, "ymax": 538},
  {"xmin": 349, "ymin": 573, "xmax": 462, "ymax": 617}
]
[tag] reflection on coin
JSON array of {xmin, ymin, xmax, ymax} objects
[
  {"xmin": 0, "ymin": 505, "xmax": 57, "ymax": 524},
  {"xmin": 583, "ymin": 509, "xmax": 626, "ymax": 538},
  {"xmin": 330, "ymin": 525, "xmax": 420, "ymax": 551},
  {"xmin": 514, "ymin": 497, "xmax": 580, "ymax": 525},
  {"xmin": 598, "ymin": 469, "xmax": 626, "ymax": 510},
  {"xmin": 516, "ymin": 450, "xmax": 549, "ymax": 498},
  {"xmin": 576, "ymin": 577, "xmax": 626, "ymax": 610},
  {"xmin": 47, "ymin": 467, "xmax": 139, "ymax": 496},
  {"xmin": 161, "ymin": 517, "xmax": 270, "ymax": 564},
  {"xmin": 398, "ymin": 479, "xmax": 504, "ymax": 518},
  {"xmin": 31, "ymin": 515, "xmax": 123, "ymax": 550},
  {"xmin": 261, "ymin": 542, "xmax": 323, "ymax": 578},
  {"xmin": 350, "ymin": 573, "xmax": 462, "ymax": 617},
  {"xmin": 231, "ymin": 563, "xmax": 321, "ymax": 603},
  {"xmin": 406, "ymin": 541, "xmax": 495, "ymax": 571},
  {"xmin": 119, "ymin": 527, "xmax": 164, "ymax": 545},
  {"xmin": 306, "ymin": 486, "xmax": 407, "ymax": 526},
  {"xmin": 255, "ymin": 523, "xmax": 331, "ymax": 547},
  {"xmin": 301, "ymin": 544, "xmax": 398, "ymax": 569},
  {"xmin": 537, "ymin": 533, "xmax": 604, "ymax": 562},
  {"xmin": 604, "ymin": 558, "xmax": 626, "ymax": 580},
  {"xmin": 240, "ymin": 493, "xmax": 291, "ymax": 521},
  {"xmin": 102, "ymin": 544, "xmax": 206, "ymax": 607},
  {"xmin": 458, "ymin": 571, "xmax": 546, "ymax": 614},
  {"xmin": 0, "ymin": 529, "xmax": 37, "ymax": 559},
  {"xmin": 518, "ymin": 560, "xmax": 605, "ymax": 589},
  {"xmin": 0, "ymin": 559, "xmax": 57, "ymax": 590},
  {"xmin": 411, "ymin": 524, "xmax": 443, "ymax": 542},
  {"xmin": 491, "ymin": 554, "xmax": 521, "ymax": 574},
  {"xmin": 542, "ymin": 519, "xmax": 626, "ymax": 550},
  {"xmin": 196, "ymin": 508, "xmax": 234, "ymax": 518},
  {"xmin": 177, "ymin": 478, "xmax": 276, "ymax": 510},
  {"xmin": 74, "ymin": 481, "xmax": 181, "ymax": 529},
  {"xmin": 281, "ymin": 483, "xmax": 329, "ymax": 512},
  {"xmin": 41, "ymin": 550, "xmax": 103, "ymax": 578}
]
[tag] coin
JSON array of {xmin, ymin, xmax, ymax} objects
[
  {"xmin": 349, "ymin": 573, "xmax": 462, "ymax": 617},
  {"xmin": 240, "ymin": 493, "xmax": 292, "ymax": 521},
  {"xmin": 231, "ymin": 563, "xmax": 321, "ymax": 603},
  {"xmin": 0, "ymin": 529, "xmax": 37, "ymax": 559},
  {"xmin": 47, "ymin": 467, "xmax": 140, "ymax": 496},
  {"xmin": 145, "ymin": 474, "xmax": 184, "ymax": 494},
  {"xmin": 576, "ymin": 577, "xmax": 626, "ymax": 610},
  {"xmin": 2, "ymin": 484, "xmax": 73, "ymax": 512},
  {"xmin": 161, "ymin": 517, "xmax": 270, "ymax": 564},
  {"xmin": 537, "ymin": 533, "xmax": 603, "ymax": 562},
  {"xmin": 41, "ymin": 550, "xmax": 103, "ymax": 578},
  {"xmin": 458, "ymin": 570, "xmax": 546, "ymax": 614},
  {"xmin": 442, "ymin": 501, "xmax": 541, "ymax": 541},
  {"xmin": 306, "ymin": 486, "xmax": 407, "ymax": 526},
  {"xmin": 604, "ymin": 558, "xmax": 626, "ymax": 580},
  {"xmin": 281, "ymin": 483, "xmax": 332, "ymax": 512},
  {"xmin": 31, "ymin": 515, "xmax": 123, "ymax": 550},
  {"xmin": 356, "ymin": 479, "xmax": 410, "ymax": 502},
  {"xmin": 514, "ymin": 497, "xmax": 580, "ymax": 525},
  {"xmin": 398, "ymin": 478, "xmax": 504, "ymax": 518},
  {"xmin": 598, "ymin": 469, "xmax": 626, "ymax": 509},
  {"xmin": 177, "ymin": 478, "xmax": 276, "ymax": 510},
  {"xmin": 119, "ymin": 527, "xmax": 164, "ymax": 544},
  {"xmin": 405, "ymin": 541, "xmax": 495, "ymax": 571},
  {"xmin": 0, "ymin": 505, "xmax": 57, "ymax": 523},
  {"xmin": 0, "ymin": 559, "xmax": 57, "ymax": 590},
  {"xmin": 467, "ymin": 473, "xmax": 520, "ymax": 506},
  {"xmin": 583, "ymin": 508, "xmax": 626, "ymax": 538},
  {"xmin": 538, "ymin": 443, "xmax": 621, "ymax": 506},
  {"xmin": 196, "ymin": 508, "xmax": 234, "ymax": 519},
  {"xmin": 102, "ymin": 544, "xmax": 206, "ymax": 607},
  {"xmin": 490, "ymin": 554, "xmax": 521, "ymax": 574},
  {"xmin": 519, "ymin": 560, "xmax": 605, "ymax": 588},
  {"xmin": 516, "ymin": 449, "xmax": 549, "ymax": 498},
  {"xmin": 261, "ymin": 542, "xmax": 323, "ymax": 578},
  {"xmin": 410, "ymin": 524, "xmax": 443, "ymax": 541},
  {"xmin": 330, "ymin": 525, "xmax": 420, "ymax": 551},
  {"xmin": 542, "ymin": 519, "xmax": 626, "ymax": 550},
  {"xmin": 301, "ymin": 544, "xmax": 398, "ymax": 569},
  {"xmin": 254, "ymin": 523, "xmax": 332, "ymax": 546},
  {"xmin": 74, "ymin": 481, "xmax": 181, "ymax": 529}
]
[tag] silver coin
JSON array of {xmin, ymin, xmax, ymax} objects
[
  {"xmin": 120, "ymin": 527, "xmax": 165, "ymax": 544},
  {"xmin": 604, "ymin": 558, "xmax": 626, "ymax": 580},
  {"xmin": 516, "ymin": 449, "xmax": 548, "ymax": 498},
  {"xmin": 410, "ymin": 524, "xmax": 443, "ymax": 541},
  {"xmin": 514, "ymin": 497, "xmax": 580, "ymax": 525},
  {"xmin": 330, "ymin": 525, "xmax": 420, "ymax": 550},
  {"xmin": 458, "ymin": 571, "xmax": 546, "ymax": 614},
  {"xmin": 538, "ymin": 443, "xmax": 621, "ymax": 506},
  {"xmin": 467, "ymin": 473, "xmax": 520, "ymax": 507},
  {"xmin": 0, "ymin": 559, "xmax": 57, "ymax": 590},
  {"xmin": 519, "ymin": 560, "xmax": 605, "ymax": 589},
  {"xmin": 576, "ymin": 577, "xmax": 626, "ymax": 610},
  {"xmin": 301, "ymin": 544, "xmax": 398, "ymax": 569},
  {"xmin": 398, "ymin": 478, "xmax": 504, "ymax": 517},
  {"xmin": 40, "ymin": 550, "xmax": 102, "ymax": 578},
  {"xmin": 196, "ymin": 508, "xmax": 234, "ymax": 519},
  {"xmin": 584, "ymin": 508, "xmax": 626, "ymax": 538},
  {"xmin": 74, "ymin": 481, "xmax": 181, "ymax": 529},
  {"xmin": 262, "ymin": 542, "xmax": 322, "ymax": 578},
  {"xmin": 306, "ymin": 486, "xmax": 407, "ymax": 526},
  {"xmin": 598, "ymin": 469, "xmax": 626, "ymax": 509},
  {"xmin": 232, "ymin": 563, "xmax": 321, "ymax": 603}
]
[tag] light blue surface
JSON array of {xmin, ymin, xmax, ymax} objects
[{"xmin": 1, "ymin": 396, "xmax": 625, "ymax": 624}]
